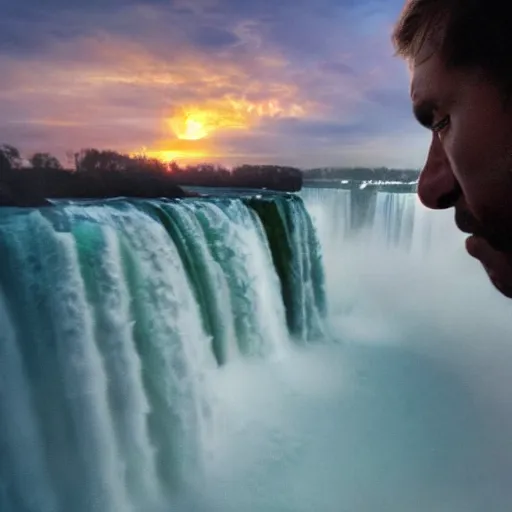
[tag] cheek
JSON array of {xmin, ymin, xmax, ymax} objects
[
  {"xmin": 455, "ymin": 158, "xmax": 512, "ymax": 228},
  {"xmin": 442, "ymin": 126, "xmax": 480, "ymax": 195},
  {"xmin": 444, "ymin": 119, "xmax": 511, "ymax": 215}
]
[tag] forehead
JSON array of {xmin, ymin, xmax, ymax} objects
[
  {"xmin": 408, "ymin": 50, "xmax": 463, "ymax": 129},
  {"xmin": 409, "ymin": 51, "xmax": 445, "ymax": 102}
]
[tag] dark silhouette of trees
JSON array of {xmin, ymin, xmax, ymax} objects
[
  {"xmin": 169, "ymin": 163, "xmax": 302, "ymax": 191},
  {"xmin": 0, "ymin": 151, "xmax": 11, "ymax": 174},
  {"xmin": 0, "ymin": 146, "xmax": 193, "ymax": 205},
  {"xmin": 73, "ymin": 149, "xmax": 304, "ymax": 191},
  {"xmin": 18, "ymin": 144, "xmax": 448, "ymax": 206},
  {"xmin": 9, "ymin": 167, "xmax": 191, "ymax": 201},
  {"xmin": 75, "ymin": 149, "xmax": 167, "ymax": 175},
  {"xmin": 170, "ymin": 163, "xmax": 232, "ymax": 187},
  {"xmin": 0, "ymin": 143, "xmax": 426, "ymax": 206},
  {"xmin": 231, "ymin": 164, "xmax": 302, "ymax": 192},
  {"xmin": 29, "ymin": 152, "xmax": 62, "ymax": 169},
  {"xmin": 75, "ymin": 148, "xmax": 133, "ymax": 172},
  {"xmin": 0, "ymin": 144, "xmax": 49, "ymax": 206},
  {"xmin": 0, "ymin": 144, "xmax": 22, "ymax": 169}
]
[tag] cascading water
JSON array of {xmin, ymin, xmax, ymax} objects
[
  {"xmin": 0, "ymin": 194, "xmax": 326, "ymax": 512},
  {"xmin": 3, "ymin": 186, "xmax": 512, "ymax": 512},
  {"xmin": 299, "ymin": 187, "xmax": 512, "ymax": 511}
]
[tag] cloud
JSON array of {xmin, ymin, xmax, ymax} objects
[
  {"xmin": 0, "ymin": 0, "xmax": 426, "ymax": 168},
  {"xmin": 189, "ymin": 26, "xmax": 240, "ymax": 49}
]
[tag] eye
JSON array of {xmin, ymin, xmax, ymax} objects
[{"xmin": 432, "ymin": 115, "xmax": 450, "ymax": 134}]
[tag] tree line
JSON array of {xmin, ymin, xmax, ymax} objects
[
  {"xmin": 0, "ymin": 144, "xmax": 420, "ymax": 207},
  {"xmin": 0, "ymin": 145, "xmax": 303, "ymax": 193}
]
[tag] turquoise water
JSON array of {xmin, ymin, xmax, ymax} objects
[
  {"xmin": 1, "ymin": 189, "xmax": 512, "ymax": 511},
  {"xmin": 0, "ymin": 194, "xmax": 325, "ymax": 512}
]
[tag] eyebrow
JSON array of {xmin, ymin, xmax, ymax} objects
[{"xmin": 412, "ymin": 99, "xmax": 439, "ymax": 129}]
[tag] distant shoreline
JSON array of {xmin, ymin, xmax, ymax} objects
[
  {"xmin": 302, "ymin": 179, "xmax": 417, "ymax": 193},
  {"xmin": 0, "ymin": 164, "xmax": 420, "ymax": 208}
]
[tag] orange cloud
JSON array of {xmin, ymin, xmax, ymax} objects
[
  {"xmin": 1, "ymin": 35, "xmax": 316, "ymax": 163},
  {"xmin": 165, "ymin": 96, "xmax": 307, "ymax": 142}
]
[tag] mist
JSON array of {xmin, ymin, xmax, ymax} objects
[{"xmin": 177, "ymin": 188, "xmax": 512, "ymax": 512}]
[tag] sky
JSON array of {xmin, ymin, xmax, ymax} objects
[{"xmin": 0, "ymin": 0, "xmax": 430, "ymax": 169}]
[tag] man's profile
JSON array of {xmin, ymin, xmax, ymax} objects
[{"xmin": 392, "ymin": 0, "xmax": 512, "ymax": 298}]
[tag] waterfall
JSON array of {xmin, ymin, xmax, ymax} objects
[
  {"xmin": 300, "ymin": 187, "xmax": 418, "ymax": 249},
  {"xmin": 300, "ymin": 186, "xmax": 468, "ymax": 321},
  {"xmin": 3, "ymin": 186, "xmax": 512, "ymax": 512},
  {"xmin": 0, "ymin": 193, "xmax": 327, "ymax": 512}
]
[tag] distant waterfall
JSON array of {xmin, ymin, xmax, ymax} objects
[
  {"xmin": 0, "ymin": 193, "xmax": 327, "ymax": 512},
  {"xmin": 300, "ymin": 186, "xmax": 449, "ymax": 316},
  {"xmin": 300, "ymin": 188, "xmax": 420, "ymax": 250}
]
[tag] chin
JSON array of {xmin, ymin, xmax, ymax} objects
[{"xmin": 489, "ymin": 276, "xmax": 512, "ymax": 299}]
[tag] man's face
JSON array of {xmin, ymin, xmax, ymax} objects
[{"xmin": 410, "ymin": 46, "xmax": 512, "ymax": 297}]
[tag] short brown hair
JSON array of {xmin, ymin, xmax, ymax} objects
[{"xmin": 392, "ymin": 0, "xmax": 512, "ymax": 94}]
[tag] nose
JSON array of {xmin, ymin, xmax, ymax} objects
[{"xmin": 417, "ymin": 134, "xmax": 460, "ymax": 209}]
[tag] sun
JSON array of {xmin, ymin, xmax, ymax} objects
[
  {"xmin": 169, "ymin": 112, "xmax": 210, "ymax": 141},
  {"xmin": 180, "ymin": 117, "xmax": 208, "ymax": 140}
]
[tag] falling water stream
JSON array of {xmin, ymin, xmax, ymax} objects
[{"xmin": 1, "ymin": 188, "xmax": 512, "ymax": 511}]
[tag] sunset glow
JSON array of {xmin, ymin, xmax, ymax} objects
[
  {"xmin": 0, "ymin": 0, "xmax": 427, "ymax": 168},
  {"xmin": 168, "ymin": 111, "xmax": 218, "ymax": 141},
  {"xmin": 177, "ymin": 117, "xmax": 208, "ymax": 140},
  {"xmin": 166, "ymin": 98, "xmax": 307, "ymax": 141},
  {"xmin": 141, "ymin": 149, "xmax": 209, "ymax": 163},
  {"xmin": 131, "ymin": 136, "xmax": 212, "ymax": 163}
]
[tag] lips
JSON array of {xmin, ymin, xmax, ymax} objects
[{"xmin": 454, "ymin": 208, "xmax": 480, "ymax": 235}]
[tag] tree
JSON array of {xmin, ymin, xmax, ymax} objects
[
  {"xmin": 231, "ymin": 164, "xmax": 302, "ymax": 191},
  {"xmin": 0, "ymin": 144, "xmax": 22, "ymax": 169},
  {"xmin": 0, "ymin": 151, "xmax": 11, "ymax": 174},
  {"xmin": 30, "ymin": 152, "xmax": 63, "ymax": 169},
  {"xmin": 75, "ymin": 148, "xmax": 132, "ymax": 172},
  {"xmin": 128, "ymin": 155, "xmax": 167, "ymax": 174},
  {"xmin": 75, "ymin": 148, "xmax": 172, "ymax": 175}
]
